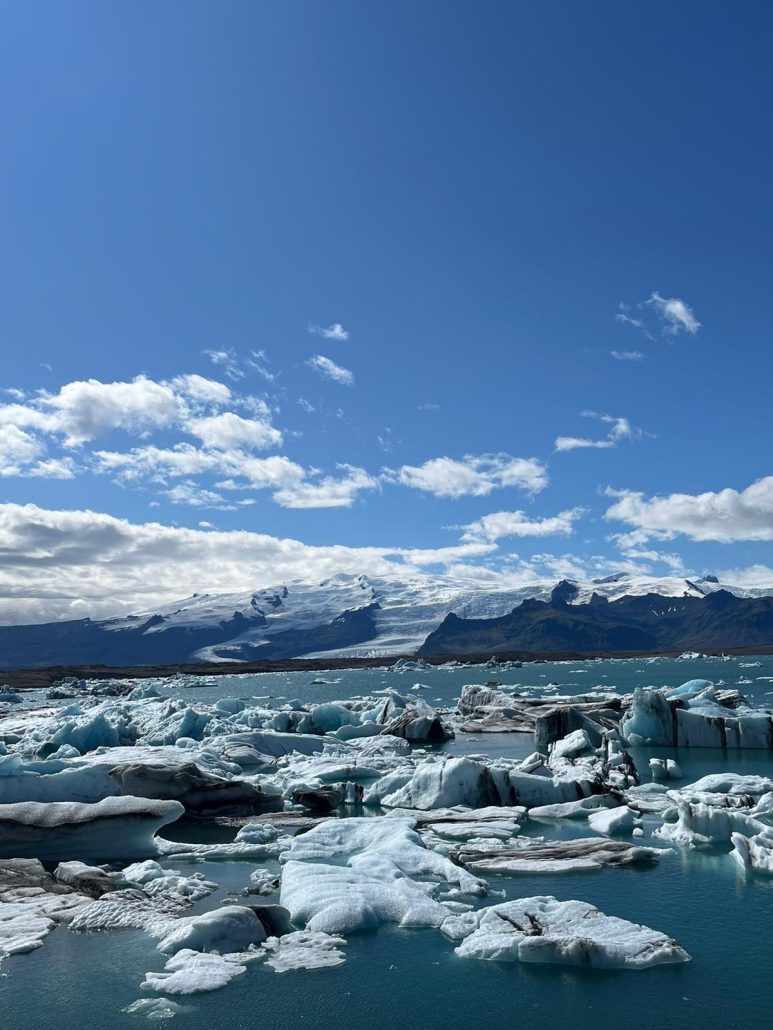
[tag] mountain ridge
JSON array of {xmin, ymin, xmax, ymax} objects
[
  {"xmin": 418, "ymin": 580, "xmax": 773, "ymax": 656},
  {"xmin": 0, "ymin": 572, "xmax": 771, "ymax": 669}
]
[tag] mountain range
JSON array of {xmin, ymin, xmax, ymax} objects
[
  {"xmin": 419, "ymin": 579, "xmax": 773, "ymax": 656},
  {"xmin": 0, "ymin": 572, "xmax": 771, "ymax": 670}
]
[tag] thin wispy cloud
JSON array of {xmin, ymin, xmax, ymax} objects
[
  {"xmin": 617, "ymin": 292, "xmax": 701, "ymax": 342},
  {"xmin": 555, "ymin": 412, "xmax": 643, "ymax": 452},
  {"xmin": 611, "ymin": 350, "xmax": 644, "ymax": 362},
  {"xmin": 203, "ymin": 348, "xmax": 244, "ymax": 381},
  {"xmin": 245, "ymin": 349, "xmax": 276, "ymax": 383},
  {"xmin": 307, "ymin": 354, "xmax": 355, "ymax": 386},
  {"xmin": 647, "ymin": 291, "xmax": 701, "ymax": 335},
  {"xmin": 307, "ymin": 322, "xmax": 350, "ymax": 341}
]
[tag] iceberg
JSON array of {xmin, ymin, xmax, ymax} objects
[
  {"xmin": 279, "ymin": 817, "xmax": 485, "ymax": 935},
  {"xmin": 141, "ymin": 949, "xmax": 250, "ymax": 995},
  {"xmin": 449, "ymin": 837, "xmax": 667, "ymax": 874},
  {"xmin": 0, "ymin": 796, "xmax": 184, "ymax": 861},
  {"xmin": 156, "ymin": 905, "xmax": 270, "ymax": 955},
  {"xmin": 448, "ymin": 895, "xmax": 690, "ymax": 968},
  {"xmin": 261, "ymin": 930, "xmax": 347, "ymax": 972}
]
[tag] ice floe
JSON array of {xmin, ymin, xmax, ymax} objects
[
  {"xmin": 0, "ymin": 796, "xmax": 184, "ymax": 861},
  {"xmin": 446, "ymin": 895, "xmax": 690, "ymax": 968},
  {"xmin": 279, "ymin": 817, "xmax": 486, "ymax": 934}
]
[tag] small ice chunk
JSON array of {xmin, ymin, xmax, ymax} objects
[
  {"xmin": 156, "ymin": 906, "xmax": 267, "ymax": 955},
  {"xmin": 262, "ymin": 930, "xmax": 346, "ymax": 972},
  {"xmin": 141, "ymin": 949, "xmax": 248, "ymax": 995}
]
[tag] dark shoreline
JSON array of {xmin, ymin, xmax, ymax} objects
[{"xmin": 3, "ymin": 644, "xmax": 773, "ymax": 691}]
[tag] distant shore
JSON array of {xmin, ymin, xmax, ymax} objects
[{"xmin": 3, "ymin": 644, "xmax": 773, "ymax": 690}]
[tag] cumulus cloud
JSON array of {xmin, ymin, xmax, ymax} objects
[
  {"xmin": 308, "ymin": 322, "xmax": 349, "ymax": 341},
  {"xmin": 555, "ymin": 413, "xmax": 642, "ymax": 452},
  {"xmin": 0, "ymin": 374, "xmax": 238, "ymax": 449},
  {"xmin": 187, "ymin": 411, "xmax": 283, "ymax": 451},
  {"xmin": 604, "ymin": 477, "xmax": 773, "ymax": 543},
  {"xmin": 461, "ymin": 507, "xmax": 585, "ymax": 542},
  {"xmin": 272, "ymin": 465, "xmax": 379, "ymax": 509},
  {"xmin": 307, "ymin": 354, "xmax": 354, "ymax": 386},
  {"xmin": 387, "ymin": 454, "xmax": 548, "ymax": 498},
  {"xmin": 95, "ymin": 444, "xmax": 377, "ymax": 510},
  {"xmin": 0, "ymin": 503, "xmax": 504, "ymax": 622},
  {"xmin": 7, "ymin": 501, "xmax": 765, "ymax": 625}
]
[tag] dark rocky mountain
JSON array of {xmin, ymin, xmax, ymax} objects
[
  {"xmin": 418, "ymin": 581, "xmax": 773, "ymax": 656},
  {"xmin": 0, "ymin": 603, "xmax": 379, "ymax": 670}
]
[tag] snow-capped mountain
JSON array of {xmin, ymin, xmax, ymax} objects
[{"xmin": 0, "ymin": 571, "xmax": 770, "ymax": 669}]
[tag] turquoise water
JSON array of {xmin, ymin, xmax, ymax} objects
[
  {"xmin": 3, "ymin": 656, "xmax": 773, "ymax": 1029},
  {"xmin": 158, "ymin": 652, "xmax": 773, "ymax": 709}
]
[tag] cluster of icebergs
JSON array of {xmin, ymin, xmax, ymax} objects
[{"xmin": 1, "ymin": 671, "xmax": 772, "ymax": 1011}]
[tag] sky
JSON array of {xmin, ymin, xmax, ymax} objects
[{"xmin": 1, "ymin": 1, "xmax": 772, "ymax": 623}]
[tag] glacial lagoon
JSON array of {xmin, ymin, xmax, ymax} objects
[{"xmin": 2, "ymin": 654, "xmax": 773, "ymax": 1030}]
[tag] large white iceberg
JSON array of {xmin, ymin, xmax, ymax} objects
[
  {"xmin": 447, "ymin": 895, "xmax": 690, "ymax": 968},
  {"xmin": 279, "ymin": 816, "xmax": 485, "ymax": 935}
]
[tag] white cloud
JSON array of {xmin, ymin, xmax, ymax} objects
[
  {"xmin": 203, "ymin": 348, "xmax": 244, "ymax": 381},
  {"xmin": 388, "ymin": 454, "xmax": 548, "ymax": 498},
  {"xmin": 611, "ymin": 350, "xmax": 644, "ymax": 361},
  {"xmin": 272, "ymin": 465, "xmax": 379, "ymax": 509},
  {"xmin": 0, "ymin": 502, "xmax": 505, "ymax": 622},
  {"xmin": 555, "ymin": 413, "xmax": 641, "ymax": 452},
  {"xmin": 245, "ymin": 350, "xmax": 276, "ymax": 383},
  {"xmin": 308, "ymin": 322, "xmax": 349, "ymax": 341},
  {"xmin": 604, "ymin": 477, "xmax": 773, "ymax": 543},
  {"xmin": 461, "ymin": 507, "xmax": 585, "ymax": 542},
  {"xmin": 0, "ymin": 373, "xmax": 235, "ymax": 450},
  {"xmin": 8, "ymin": 501, "xmax": 769, "ymax": 625},
  {"xmin": 615, "ymin": 309, "xmax": 645, "ymax": 331},
  {"xmin": 40, "ymin": 376, "xmax": 182, "ymax": 444},
  {"xmin": 164, "ymin": 482, "xmax": 237, "ymax": 510},
  {"xmin": 172, "ymin": 374, "xmax": 232, "ymax": 406},
  {"xmin": 307, "ymin": 354, "xmax": 354, "ymax": 386},
  {"xmin": 95, "ymin": 444, "xmax": 376, "ymax": 510},
  {"xmin": 617, "ymin": 292, "xmax": 701, "ymax": 341},
  {"xmin": 187, "ymin": 412, "xmax": 283, "ymax": 451},
  {"xmin": 297, "ymin": 397, "xmax": 315, "ymax": 413},
  {"xmin": 646, "ymin": 291, "xmax": 701, "ymax": 335},
  {"xmin": 0, "ymin": 425, "xmax": 46, "ymax": 470}
]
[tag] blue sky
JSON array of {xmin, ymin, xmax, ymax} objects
[{"xmin": 1, "ymin": 2, "xmax": 772, "ymax": 620}]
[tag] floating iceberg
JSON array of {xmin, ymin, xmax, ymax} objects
[
  {"xmin": 279, "ymin": 817, "xmax": 485, "ymax": 935},
  {"xmin": 449, "ymin": 837, "xmax": 666, "ymax": 874},
  {"xmin": 0, "ymin": 796, "xmax": 184, "ymax": 861},
  {"xmin": 261, "ymin": 930, "xmax": 347, "ymax": 972},
  {"xmin": 621, "ymin": 682, "xmax": 773, "ymax": 748},
  {"xmin": 447, "ymin": 895, "xmax": 690, "ymax": 968}
]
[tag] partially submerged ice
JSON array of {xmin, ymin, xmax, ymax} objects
[
  {"xmin": 621, "ymin": 681, "xmax": 773, "ymax": 748},
  {"xmin": 280, "ymin": 816, "xmax": 486, "ymax": 935},
  {"xmin": 445, "ymin": 895, "xmax": 690, "ymax": 969},
  {"xmin": 0, "ymin": 797, "xmax": 184, "ymax": 861}
]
